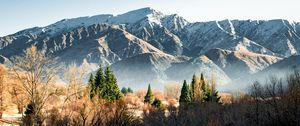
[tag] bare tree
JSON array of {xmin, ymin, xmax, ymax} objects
[
  {"xmin": 8, "ymin": 82, "xmax": 28, "ymax": 115},
  {"xmin": 247, "ymin": 71, "xmax": 300, "ymax": 126},
  {"xmin": 285, "ymin": 70, "xmax": 300, "ymax": 125},
  {"xmin": 63, "ymin": 63, "xmax": 86, "ymax": 100},
  {"xmin": 164, "ymin": 82, "xmax": 181, "ymax": 100},
  {"xmin": 59, "ymin": 63, "xmax": 87, "ymax": 121},
  {"xmin": 0, "ymin": 65, "xmax": 6, "ymax": 119},
  {"xmin": 10, "ymin": 46, "xmax": 58, "ymax": 125},
  {"xmin": 5, "ymin": 71, "xmax": 29, "ymax": 115}
]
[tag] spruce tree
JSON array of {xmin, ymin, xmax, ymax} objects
[
  {"xmin": 127, "ymin": 87, "xmax": 133, "ymax": 93},
  {"xmin": 88, "ymin": 74, "xmax": 96, "ymax": 98},
  {"xmin": 200, "ymin": 73, "xmax": 208, "ymax": 101},
  {"xmin": 144, "ymin": 84, "xmax": 154, "ymax": 104},
  {"xmin": 200, "ymin": 73, "xmax": 204, "ymax": 80},
  {"xmin": 94, "ymin": 66, "xmax": 105, "ymax": 97},
  {"xmin": 121, "ymin": 87, "xmax": 128, "ymax": 94},
  {"xmin": 211, "ymin": 90, "xmax": 221, "ymax": 103},
  {"xmin": 209, "ymin": 83, "xmax": 221, "ymax": 103},
  {"xmin": 103, "ymin": 67, "xmax": 121, "ymax": 102},
  {"xmin": 190, "ymin": 74, "xmax": 196, "ymax": 101},
  {"xmin": 179, "ymin": 80, "xmax": 191, "ymax": 104},
  {"xmin": 203, "ymin": 87, "xmax": 211, "ymax": 102},
  {"xmin": 205, "ymin": 81, "xmax": 221, "ymax": 103}
]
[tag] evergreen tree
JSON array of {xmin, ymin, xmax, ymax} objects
[
  {"xmin": 144, "ymin": 84, "xmax": 154, "ymax": 104},
  {"xmin": 205, "ymin": 81, "xmax": 221, "ymax": 103},
  {"xmin": 127, "ymin": 87, "xmax": 133, "ymax": 93},
  {"xmin": 88, "ymin": 74, "xmax": 96, "ymax": 98},
  {"xmin": 200, "ymin": 73, "xmax": 208, "ymax": 101},
  {"xmin": 23, "ymin": 103, "xmax": 34, "ymax": 125},
  {"xmin": 211, "ymin": 90, "xmax": 221, "ymax": 103},
  {"xmin": 200, "ymin": 73, "xmax": 204, "ymax": 80},
  {"xmin": 203, "ymin": 87, "xmax": 211, "ymax": 102},
  {"xmin": 179, "ymin": 80, "xmax": 191, "ymax": 104},
  {"xmin": 24, "ymin": 103, "xmax": 34, "ymax": 115},
  {"xmin": 190, "ymin": 74, "xmax": 196, "ymax": 101},
  {"xmin": 94, "ymin": 66, "xmax": 105, "ymax": 97},
  {"xmin": 121, "ymin": 87, "xmax": 128, "ymax": 94},
  {"xmin": 209, "ymin": 83, "xmax": 221, "ymax": 103},
  {"xmin": 152, "ymin": 98, "xmax": 163, "ymax": 109},
  {"xmin": 103, "ymin": 67, "xmax": 121, "ymax": 102}
]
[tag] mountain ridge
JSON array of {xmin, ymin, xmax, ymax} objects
[{"xmin": 1, "ymin": 7, "xmax": 299, "ymax": 90}]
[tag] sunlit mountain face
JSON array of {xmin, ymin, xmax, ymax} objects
[{"xmin": 1, "ymin": 7, "xmax": 300, "ymax": 91}]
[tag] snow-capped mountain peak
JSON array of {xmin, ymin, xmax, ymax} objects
[
  {"xmin": 109, "ymin": 7, "xmax": 164, "ymax": 25},
  {"xmin": 18, "ymin": 7, "xmax": 186, "ymax": 37},
  {"xmin": 44, "ymin": 14, "xmax": 113, "ymax": 35},
  {"xmin": 161, "ymin": 14, "xmax": 189, "ymax": 32}
]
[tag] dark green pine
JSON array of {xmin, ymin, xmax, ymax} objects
[
  {"xmin": 144, "ymin": 84, "xmax": 154, "ymax": 104},
  {"xmin": 179, "ymin": 80, "xmax": 191, "ymax": 104}
]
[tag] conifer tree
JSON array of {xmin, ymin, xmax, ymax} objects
[
  {"xmin": 179, "ymin": 80, "xmax": 191, "ymax": 104},
  {"xmin": 209, "ymin": 82, "xmax": 221, "ymax": 103},
  {"xmin": 121, "ymin": 87, "xmax": 128, "ymax": 94},
  {"xmin": 200, "ymin": 73, "xmax": 204, "ymax": 81},
  {"xmin": 203, "ymin": 86, "xmax": 211, "ymax": 102},
  {"xmin": 190, "ymin": 74, "xmax": 196, "ymax": 101},
  {"xmin": 127, "ymin": 87, "xmax": 133, "ymax": 93},
  {"xmin": 103, "ymin": 67, "xmax": 121, "ymax": 102},
  {"xmin": 200, "ymin": 73, "xmax": 208, "ymax": 101},
  {"xmin": 24, "ymin": 103, "xmax": 34, "ymax": 116},
  {"xmin": 144, "ymin": 84, "xmax": 154, "ymax": 104},
  {"xmin": 205, "ymin": 81, "xmax": 221, "ymax": 103},
  {"xmin": 94, "ymin": 66, "xmax": 105, "ymax": 97},
  {"xmin": 88, "ymin": 74, "xmax": 96, "ymax": 98},
  {"xmin": 152, "ymin": 98, "xmax": 163, "ymax": 109},
  {"xmin": 211, "ymin": 90, "xmax": 221, "ymax": 103}
]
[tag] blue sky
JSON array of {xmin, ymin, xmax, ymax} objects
[{"xmin": 0, "ymin": 0, "xmax": 299, "ymax": 36}]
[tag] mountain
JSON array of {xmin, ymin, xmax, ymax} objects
[
  {"xmin": 111, "ymin": 53, "xmax": 231, "ymax": 89},
  {"xmin": 122, "ymin": 8, "xmax": 187, "ymax": 55},
  {"xmin": 1, "ymin": 8, "xmax": 300, "ymax": 90},
  {"xmin": 184, "ymin": 19, "xmax": 300, "ymax": 57},
  {"xmin": 205, "ymin": 48, "xmax": 281, "ymax": 80},
  {"xmin": 111, "ymin": 52, "xmax": 178, "ymax": 89},
  {"xmin": 0, "ymin": 24, "xmax": 163, "ymax": 65},
  {"xmin": 165, "ymin": 55, "xmax": 231, "ymax": 88},
  {"xmin": 255, "ymin": 55, "xmax": 300, "ymax": 77},
  {"xmin": 231, "ymin": 55, "xmax": 300, "ymax": 89}
]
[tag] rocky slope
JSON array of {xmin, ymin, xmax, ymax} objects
[
  {"xmin": 184, "ymin": 19, "xmax": 300, "ymax": 57},
  {"xmin": 1, "ymin": 8, "xmax": 299, "ymax": 90},
  {"xmin": 255, "ymin": 55, "xmax": 300, "ymax": 78},
  {"xmin": 205, "ymin": 48, "xmax": 281, "ymax": 80}
]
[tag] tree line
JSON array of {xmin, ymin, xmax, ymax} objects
[{"xmin": 179, "ymin": 74, "xmax": 220, "ymax": 105}]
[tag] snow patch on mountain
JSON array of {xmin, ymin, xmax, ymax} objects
[
  {"xmin": 286, "ymin": 40, "xmax": 297, "ymax": 55},
  {"xmin": 109, "ymin": 7, "xmax": 163, "ymax": 25},
  {"xmin": 48, "ymin": 15, "xmax": 112, "ymax": 34},
  {"xmin": 161, "ymin": 14, "xmax": 189, "ymax": 32}
]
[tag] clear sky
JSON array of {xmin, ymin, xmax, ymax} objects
[{"xmin": 0, "ymin": 0, "xmax": 299, "ymax": 36}]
